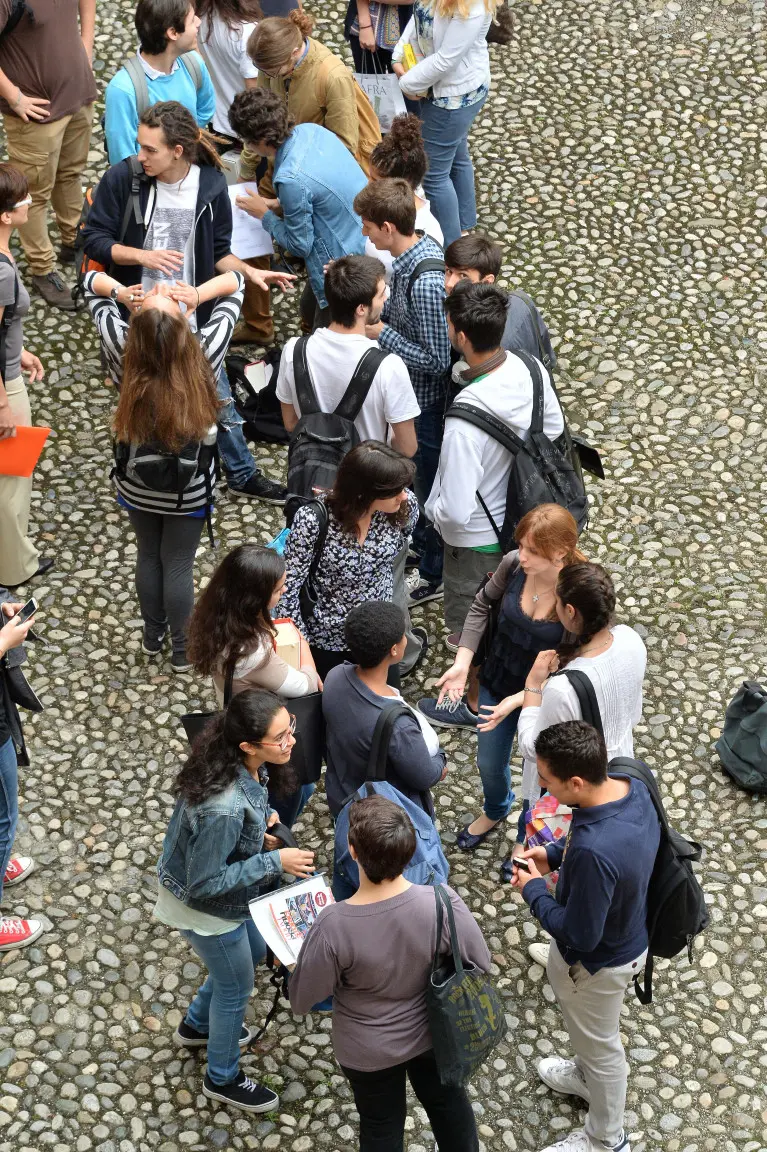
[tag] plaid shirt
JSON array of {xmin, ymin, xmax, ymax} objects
[{"xmin": 379, "ymin": 233, "xmax": 451, "ymax": 410}]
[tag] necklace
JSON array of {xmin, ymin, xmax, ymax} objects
[
  {"xmin": 531, "ymin": 574, "xmax": 557, "ymax": 604},
  {"xmin": 578, "ymin": 635, "xmax": 612, "ymax": 657}
]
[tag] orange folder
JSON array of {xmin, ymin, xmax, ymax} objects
[{"xmin": 0, "ymin": 425, "xmax": 50, "ymax": 477}]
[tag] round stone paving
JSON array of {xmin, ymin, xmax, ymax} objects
[{"xmin": 0, "ymin": 0, "xmax": 765, "ymax": 1150}]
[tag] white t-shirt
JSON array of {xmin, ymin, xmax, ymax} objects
[
  {"xmin": 142, "ymin": 164, "xmax": 201, "ymax": 326},
  {"xmin": 198, "ymin": 13, "xmax": 259, "ymax": 137},
  {"xmin": 276, "ymin": 328, "xmax": 421, "ymax": 442},
  {"xmin": 366, "ymin": 194, "xmax": 444, "ymax": 282}
]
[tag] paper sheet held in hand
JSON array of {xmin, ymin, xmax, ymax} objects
[
  {"xmin": 249, "ymin": 874, "xmax": 334, "ymax": 967},
  {"xmin": 229, "ymin": 184, "xmax": 275, "ymax": 259}
]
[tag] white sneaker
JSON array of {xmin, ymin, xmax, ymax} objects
[
  {"xmin": 537, "ymin": 1056, "xmax": 591, "ymax": 1102},
  {"xmin": 0, "ymin": 916, "xmax": 44, "ymax": 951},
  {"xmin": 3, "ymin": 856, "xmax": 34, "ymax": 887},
  {"xmin": 538, "ymin": 1129, "xmax": 630, "ymax": 1152},
  {"xmin": 528, "ymin": 941, "xmax": 550, "ymax": 967}
]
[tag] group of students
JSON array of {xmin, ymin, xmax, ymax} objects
[{"xmin": 0, "ymin": 3, "xmax": 670, "ymax": 1152}]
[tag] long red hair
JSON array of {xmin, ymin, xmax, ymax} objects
[{"xmin": 514, "ymin": 504, "xmax": 587, "ymax": 565}]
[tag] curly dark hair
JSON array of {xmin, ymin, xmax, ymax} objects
[
  {"xmin": 187, "ymin": 544, "xmax": 285, "ymax": 682},
  {"xmin": 327, "ymin": 441, "xmax": 416, "ymax": 538},
  {"xmin": 228, "ymin": 88, "xmax": 295, "ymax": 150},
  {"xmin": 369, "ymin": 113, "xmax": 427, "ymax": 190},
  {"xmin": 174, "ymin": 690, "xmax": 296, "ymax": 805},
  {"xmin": 344, "ymin": 601, "xmax": 407, "ymax": 668},
  {"xmin": 556, "ymin": 562, "xmax": 616, "ymax": 667}
]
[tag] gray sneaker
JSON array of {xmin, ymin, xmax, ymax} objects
[
  {"xmin": 417, "ymin": 696, "xmax": 478, "ymax": 731},
  {"xmin": 31, "ymin": 271, "xmax": 76, "ymax": 311}
]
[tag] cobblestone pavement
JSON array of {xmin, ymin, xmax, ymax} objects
[{"xmin": 1, "ymin": 1, "xmax": 765, "ymax": 1150}]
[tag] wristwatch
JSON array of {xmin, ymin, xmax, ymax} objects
[{"xmin": 109, "ymin": 285, "xmax": 121, "ymax": 302}]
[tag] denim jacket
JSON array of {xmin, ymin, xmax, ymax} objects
[
  {"xmin": 157, "ymin": 764, "xmax": 282, "ymax": 920},
  {"xmin": 261, "ymin": 122, "xmax": 367, "ymax": 308}
]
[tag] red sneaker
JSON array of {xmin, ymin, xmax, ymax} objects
[
  {"xmin": 3, "ymin": 856, "xmax": 34, "ymax": 887},
  {"xmin": 0, "ymin": 916, "xmax": 44, "ymax": 951}
]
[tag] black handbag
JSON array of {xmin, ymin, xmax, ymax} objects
[
  {"xmin": 288, "ymin": 691, "xmax": 325, "ymax": 784},
  {"xmin": 426, "ymin": 885, "xmax": 507, "ymax": 1087},
  {"xmin": 181, "ymin": 665, "xmax": 234, "ymax": 746}
]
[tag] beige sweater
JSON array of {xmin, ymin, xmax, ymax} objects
[{"xmin": 213, "ymin": 638, "xmax": 320, "ymax": 706}]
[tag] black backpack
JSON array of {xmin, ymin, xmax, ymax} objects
[
  {"xmin": 563, "ymin": 668, "xmax": 709, "ymax": 1004},
  {"xmin": 0, "ymin": 253, "xmax": 19, "ymax": 385},
  {"xmin": 406, "ymin": 256, "xmax": 445, "ymax": 304},
  {"xmin": 112, "ymin": 438, "xmax": 218, "ymax": 545},
  {"xmin": 285, "ymin": 336, "xmax": 388, "ymax": 501},
  {"xmin": 226, "ymin": 350, "xmax": 289, "ymax": 445},
  {"xmin": 447, "ymin": 349, "xmax": 589, "ymax": 551},
  {"xmin": 715, "ymin": 681, "xmax": 767, "ymax": 792}
]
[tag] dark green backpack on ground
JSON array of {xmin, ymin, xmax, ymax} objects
[{"xmin": 716, "ymin": 681, "xmax": 767, "ymax": 793}]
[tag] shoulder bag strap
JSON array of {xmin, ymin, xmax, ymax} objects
[
  {"xmin": 304, "ymin": 497, "xmax": 330, "ymax": 583},
  {"xmin": 223, "ymin": 660, "xmax": 235, "ymax": 707},
  {"xmin": 335, "ymin": 348, "xmax": 389, "ymax": 421},
  {"xmin": 292, "ymin": 336, "xmax": 321, "ymax": 416},
  {"xmin": 513, "ymin": 350, "xmax": 545, "ymax": 435},
  {"xmin": 406, "ymin": 257, "xmax": 446, "ymax": 306},
  {"xmin": 124, "ymin": 55, "xmax": 151, "ymax": 120},
  {"xmin": 431, "ymin": 885, "xmax": 444, "ymax": 972},
  {"xmin": 561, "ymin": 668, "xmax": 604, "ymax": 737},
  {"xmin": 180, "ymin": 49, "xmax": 203, "ymax": 91},
  {"xmin": 367, "ymin": 702, "xmax": 411, "ymax": 782},
  {"xmin": 436, "ymin": 885, "xmax": 464, "ymax": 974}
]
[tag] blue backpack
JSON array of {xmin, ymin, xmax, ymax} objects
[{"xmin": 333, "ymin": 703, "xmax": 450, "ymax": 892}]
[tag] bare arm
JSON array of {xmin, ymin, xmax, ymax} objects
[
  {"xmin": 390, "ymin": 418, "xmax": 417, "ymax": 458},
  {"xmin": 0, "ymin": 64, "xmax": 50, "ymax": 121},
  {"xmin": 79, "ymin": 0, "xmax": 96, "ymax": 63},
  {"xmin": 280, "ymin": 401, "xmax": 299, "ymax": 434}
]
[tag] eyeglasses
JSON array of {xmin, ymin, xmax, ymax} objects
[
  {"xmin": 258, "ymin": 714, "xmax": 296, "ymax": 752},
  {"xmin": 12, "ymin": 196, "xmax": 32, "ymax": 209}
]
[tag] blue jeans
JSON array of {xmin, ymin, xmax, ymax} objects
[
  {"xmin": 477, "ymin": 685, "xmax": 519, "ymax": 822},
  {"xmin": 216, "ymin": 366, "xmax": 256, "ymax": 489},
  {"xmin": 180, "ymin": 918, "xmax": 266, "ymax": 1085},
  {"xmin": 413, "ymin": 400, "xmax": 444, "ymax": 586},
  {"xmin": 0, "ymin": 736, "xmax": 18, "ymax": 905},
  {"xmin": 419, "ymin": 95, "xmax": 487, "ymax": 247}
]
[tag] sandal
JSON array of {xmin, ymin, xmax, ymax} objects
[{"xmin": 455, "ymin": 816, "xmax": 506, "ymax": 852}]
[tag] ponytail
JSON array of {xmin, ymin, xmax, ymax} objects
[
  {"xmin": 139, "ymin": 101, "xmax": 225, "ymax": 170},
  {"xmin": 556, "ymin": 562, "xmax": 616, "ymax": 668},
  {"xmin": 248, "ymin": 10, "xmax": 313, "ymax": 72}
]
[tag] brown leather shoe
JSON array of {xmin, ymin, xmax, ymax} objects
[
  {"xmin": 230, "ymin": 320, "xmax": 274, "ymax": 346},
  {"xmin": 31, "ymin": 272, "xmax": 76, "ymax": 311}
]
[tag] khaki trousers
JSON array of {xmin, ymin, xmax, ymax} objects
[
  {"xmin": 240, "ymin": 255, "xmax": 274, "ymax": 342},
  {"xmin": 3, "ymin": 103, "xmax": 94, "ymax": 276},
  {"xmin": 0, "ymin": 376, "xmax": 39, "ymax": 586}
]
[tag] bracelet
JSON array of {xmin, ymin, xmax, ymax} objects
[
  {"xmin": 12, "ymin": 89, "xmax": 21, "ymax": 109},
  {"xmin": 359, "ymin": 22, "xmax": 373, "ymax": 28},
  {"xmin": 524, "ymin": 685, "xmax": 543, "ymax": 696},
  {"xmin": 194, "ymin": 286, "xmax": 200, "ymax": 308}
]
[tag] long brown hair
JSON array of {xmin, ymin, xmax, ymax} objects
[
  {"xmin": 113, "ymin": 310, "xmax": 219, "ymax": 451},
  {"xmin": 139, "ymin": 101, "xmax": 225, "ymax": 170},
  {"xmin": 197, "ymin": 0, "xmax": 263, "ymax": 38},
  {"xmin": 556, "ymin": 562, "xmax": 616, "ymax": 667},
  {"xmin": 327, "ymin": 442, "xmax": 415, "ymax": 537},
  {"xmin": 247, "ymin": 9, "xmax": 313, "ymax": 71}
]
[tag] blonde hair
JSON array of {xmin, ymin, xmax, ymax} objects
[
  {"xmin": 430, "ymin": 0, "xmax": 498, "ymax": 17},
  {"xmin": 514, "ymin": 504, "xmax": 587, "ymax": 566},
  {"xmin": 247, "ymin": 9, "xmax": 313, "ymax": 72}
]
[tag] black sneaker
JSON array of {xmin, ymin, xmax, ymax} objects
[
  {"xmin": 171, "ymin": 652, "xmax": 193, "ymax": 674},
  {"xmin": 175, "ymin": 1020, "xmax": 255, "ymax": 1049},
  {"xmin": 228, "ymin": 473, "xmax": 287, "ymax": 505},
  {"xmin": 408, "ymin": 580, "xmax": 444, "ymax": 608},
  {"xmin": 202, "ymin": 1069, "xmax": 279, "ymax": 1113},
  {"xmin": 142, "ymin": 629, "xmax": 166, "ymax": 655}
]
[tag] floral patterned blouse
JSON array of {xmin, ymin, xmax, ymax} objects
[{"xmin": 279, "ymin": 491, "xmax": 419, "ymax": 651}]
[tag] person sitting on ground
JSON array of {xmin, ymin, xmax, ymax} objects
[
  {"xmin": 84, "ymin": 269, "xmax": 244, "ymax": 671},
  {"xmin": 279, "ymin": 442, "xmax": 418, "ymax": 682},
  {"xmin": 444, "ymin": 233, "xmax": 556, "ymax": 368},
  {"xmin": 186, "ymin": 543, "xmax": 320, "ymax": 826},
  {"xmin": 353, "ymin": 176, "xmax": 450, "ymax": 610},
  {"xmin": 418, "ymin": 281, "xmax": 564, "ymax": 730},
  {"xmin": 289, "ymin": 794, "xmax": 490, "ymax": 1152},
  {"xmin": 83, "ymin": 100, "xmax": 291, "ymax": 505},
  {"xmin": 366, "ymin": 113, "xmax": 443, "ymax": 280},
  {"xmin": 322, "ymin": 600, "xmax": 446, "ymax": 818},
  {"xmin": 513, "ymin": 721, "xmax": 659, "ymax": 1152},
  {"xmin": 228, "ymin": 88, "xmax": 368, "ymax": 331},
  {"xmin": 155, "ymin": 689, "xmax": 315, "ymax": 1114},
  {"xmin": 104, "ymin": 0, "xmax": 216, "ymax": 165}
]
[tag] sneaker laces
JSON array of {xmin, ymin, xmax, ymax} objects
[
  {"xmin": 4, "ymin": 860, "xmax": 21, "ymax": 878},
  {"xmin": 239, "ymin": 1073, "xmax": 262, "ymax": 1093},
  {"xmin": 0, "ymin": 918, "xmax": 25, "ymax": 934},
  {"xmin": 47, "ymin": 272, "xmax": 68, "ymax": 290},
  {"xmin": 436, "ymin": 696, "xmax": 462, "ymax": 713}
]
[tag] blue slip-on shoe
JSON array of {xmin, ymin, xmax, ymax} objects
[{"xmin": 417, "ymin": 696, "xmax": 478, "ymax": 731}]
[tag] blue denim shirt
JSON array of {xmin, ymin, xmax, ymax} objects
[
  {"xmin": 261, "ymin": 123, "xmax": 367, "ymax": 308},
  {"xmin": 157, "ymin": 764, "xmax": 282, "ymax": 920}
]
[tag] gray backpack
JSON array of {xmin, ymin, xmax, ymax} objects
[
  {"xmin": 122, "ymin": 51, "xmax": 204, "ymax": 118},
  {"xmin": 716, "ymin": 681, "xmax": 767, "ymax": 793}
]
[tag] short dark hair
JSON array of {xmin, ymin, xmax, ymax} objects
[
  {"xmin": 348, "ymin": 795, "xmax": 416, "ymax": 883},
  {"xmin": 353, "ymin": 178, "xmax": 416, "ymax": 236},
  {"xmin": 0, "ymin": 163, "xmax": 28, "ymax": 216},
  {"xmin": 135, "ymin": 0, "xmax": 191, "ymax": 55},
  {"xmin": 344, "ymin": 601, "xmax": 407, "ymax": 668},
  {"xmin": 228, "ymin": 88, "xmax": 294, "ymax": 150},
  {"xmin": 444, "ymin": 281, "xmax": 509, "ymax": 353},
  {"xmin": 535, "ymin": 721, "xmax": 608, "ymax": 786},
  {"xmin": 444, "ymin": 234, "xmax": 503, "ymax": 280},
  {"xmin": 324, "ymin": 255, "xmax": 386, "ymax": 328}
]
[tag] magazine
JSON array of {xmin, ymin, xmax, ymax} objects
[{"xmin": 249, "ymin": 875, "xmax": 334, "ymax": 967}]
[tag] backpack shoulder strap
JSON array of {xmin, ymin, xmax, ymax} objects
[
  {"xmin": 512, "ymin": 349, "xmax": 545, "ymax": 435},
  {"xmin": 180, "ymin": 50, "xmax": 203, "ymax": 91},
  {"xmin": 561, "ymin": 668, "xmax": 604, "ymax": 737},
  {"xmin": 119, "ymin": 155, "xmax": 146, "ymax": 239},
  {"xmin": 367, "ymin": 702, "xmax": 412, "ymax": 782},
  {"xmin": 335, "ymin": 348, "xmax": 389, "ymax": 422},
  {"xmin": 406, "ymin": 257, "xmax": 446, "ymax": 306},
  {"xmin": 292, "ymin": 336, "xmax": 321, "ymax": 417},
  {"xmin": 124, "ymin": 55, "xmax": 151, "ymax": 120},
  {"xmin": 304, "ymin": 496, "xmax": 329, "ymax": 579},
  {"xmin": 447, "ymin": 401, "xmax": 526, "ymax": 456},
  {"xmin": 609, "ymin": 757, "xmax": 670, "ymax": 835}
]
